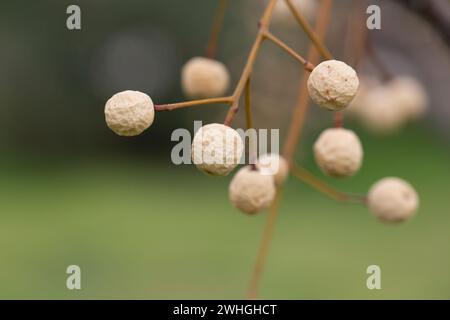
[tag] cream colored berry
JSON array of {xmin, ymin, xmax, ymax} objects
[
  {"xmin": 346, "ymin": 76, "xmax": 380, "ymax": 117},
  {"xmin": 105, "ymin": 90, "xmax": 155, "ymax": 136},
  {"xmin": 191, "ymin": 123, "xmax": 243, "ymax": 176},
  {"xmin": 181, "ymin": 57, "xmax": 230, "ymax": 99},
  {"xmin": 256, "ymin": 153, "xmax": 289, "ymax": 186},
  {"xmin": 313, "ymin": 128, "xmax": 363, "ymax": 178},
  {"xmin": 272, "ymin": 0, "xmax": 317, "ymax": 25},
  {"xmin": 358, "ymin": 86, "xmax": 405, "ymax": 135},
  {"xmin": 308, "ymin": 60, "xmax": 359, "ymax": 111},
  {"xmin": 368, "ymin": 177, "xmax": 419, "ymax": 223},
  {"xmin": 387, "ymin": 76, "xmax": 428, "ymax": 121},
  {"xmin": 229, "ymin": 166, "xmax": 276, "ymax": 214}
]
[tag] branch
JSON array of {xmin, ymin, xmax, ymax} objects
[
  {"xmin": 284, "ymin": 0, "xmax": 334, "ymax": 60},
  {"xmin": 290, "ymin": 165, "xmax": 367, "ymax": 204},
  {"xmin": 206, "ymin": 0, "xmax": 230, "ymax": 58},
  {"xmin": 263, "ymin": 31, "xmax": 315, "ymax": 71},
  {"xmin": 154, "ymin": 96, "xmax": 233, "ymax": 111}
]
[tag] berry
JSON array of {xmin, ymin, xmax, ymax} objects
[
  {"xmin": 191, "ymin": 123, "xmax": 244, "ymax": 176},
  {"xmin": 387, "ymin": 76, "xmax": 428, "ymax": 121},
  {"xmin": 105, "ymin": 90, "xmax": 155, "ymax": 136},
  {"xmin": 307, "ymin": 60, "xmax": 359, "ymax": 111},
  {"xmin": 181, "ymin": 57, "xmax": 230, "ymax": 99},
  {"xmin": 229, "ymin": 166, "xmax": 276, "ymax": 214},
  {"xmin": 367, "ymin": 177, "xmax": 419, "ymax": 223},
  {"xmin": 313, "ymin": 128, "xmax": 363, "ymax": 178},
  {"xmin": 358, "ymin": 86, "xmax": 405, "ymax": 135},
  {"xmin": 256, "ymin": 153, "xmax": 289, "ymax": 186}
]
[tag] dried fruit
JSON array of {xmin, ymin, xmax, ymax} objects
[
  {"xmin": 358, "ymin": 86, "xmax": 405, "ymax": 135},
  {"xmin": 368, "ymin": 177, "xmax": 419, "ymax": 223},
  {"xmin": 105, "ymin": 90, "xmax": 155, "ymax": 136},
  {"xmin": 387, "ymin": 76, "xmax": 428, "ymax": 121},
  {"xmin": 256, "ymin": 153, "xmax": 289, "ymax": 186},
  {"xmin": 313, "ymin": 128, "xmax": 363, "ymax": 178},
  {"xmin": 308, "ymin": 60, "xmax": 359, "ymax": 111},
  {"xmin": 229, "ymin": 166, "xmax": 276, "ymax": 214},
  {"xmin": 181, "ymin": 57, "xmax": 230, "ymax": 99},
  {"xmin": 191, "ymin": 123, "xmax": 243, "ymax": 176}
]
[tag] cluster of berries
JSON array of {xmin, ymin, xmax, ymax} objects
[{"xmin": 104, "ymin": 53, "xmax": 418, "ymax": 224}]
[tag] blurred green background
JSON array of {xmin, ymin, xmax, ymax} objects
[{"xmin": 0, "ymin": 0, "xmax": 449, "ymax": 299}]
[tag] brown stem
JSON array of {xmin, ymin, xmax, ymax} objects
[
  {"xmin": 246, "ymin": 0, "xmax": 335, "ymax": 301},
  {"xmin": 263, "ymin": 31, "xmax": 315, "ymax": 71},
  {"xmin": 244, "ymin": 78, "xmax": 254, "ymax": 130},
  {"xmin": 154, "ymin": 96, "xmax": 233, "ymax": 111},
  {"xmin": 366, "ymin": 36, "xmax": 394, "ymax": 82},
  {"xmin": 290, "ymin": 165, "xmax": 367, "ymax": 204},
  {"xmin": 223, "ymin": 0, "xmax": 279, "ymax": 126},
  {"xmin": 206, "ymin": 0, "xmax": 230, "ymax": 59},
  {"xmin": 283, "ymin": 0, "xmax": 334, "ymax": 163},
  {"xmin": 334, "ymin": 111, "xmax": 344, "ymax": 128},
  {"xmin": 246, "ymin": 188, "xmax": 283, "ymax": 300},
  {"xmin": 284, "ymin": 0, "xmax": 334, "ymax": 60}
]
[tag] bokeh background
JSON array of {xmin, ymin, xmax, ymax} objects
[{"xmin": 0, "ymin": 0, "xmax": 449, "ymax": 299}]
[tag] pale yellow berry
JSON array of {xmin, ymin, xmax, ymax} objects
[
  {"xmin": 181, "ymin": 57, "xmax": 230, "ymax": 99},
  {"xmin": 308, "ymin": 60, "xmax": 359, "ymax": 111},
  {"xmin": 387, "ymin": 76, "xmax": 428, "ymax": 121},
  {"xmin": 191, "ymin": 123, "xmax": 243, "ymax": 176},
  {"xmin": 368, "ymin": 177, "xmax": 419, "ymax": 223},
  {"xmin": 313, "ymin": 128, "xmax": 363, "ymax": 178},
  {"xmin": 105, "ymin": 90, "xmax": 155, "ymax": 136},
  {"xmin": 272, "ymin": 0, "xmax": 317, "ymax": 25},
  {"xmin": 256, "ymin": 153, "xmax": 289, "ymax": 186},
  {"xmin": 229, "ymin": 166, "xmax": 276, "ymax": 214},
  {"xmin": 358, "ymin": 86, "xmax": 405, "ymax": 135}
]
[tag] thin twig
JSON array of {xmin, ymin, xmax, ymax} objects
[
  {"xmin": 284, "ymin": 0, "xmax": 334, "ymax": 60},
  {"xmin": 247, "ymin": 0, "xmax": 335, "ymax": 301},
  {"xmin": 290, "ymin": 165, "xmax": 367, "ymax": 204},
  {"xmin": 246, "ymin": 187, "xmax": 283, "ymax": 300},
  {"xmin": 154, "ymin": 96, "xmax": 233, "ymax": 111},
  {"xmin": 206, "ymin": 0, "xmax": 230, "ymax": 59},
  {"xmin": 263, "ymin": 31, "xmax": 315, "ymax": 71},
  {"xmin": 283, "ymin": 0, "xmax": 334, "ymax": 163},
  {"xmin": 244, "ymin": 78, "xmax": 254, "ymax": 130}
]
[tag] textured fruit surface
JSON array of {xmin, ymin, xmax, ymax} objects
[
  {"xmin": 105, "ymin": 90, "xmax": 155, "ymax": 136},
  {"xmin": 229, "ymin": 166, "xmax": 276, "ymax": 214},
  {"xmin": 256, "ymin": 153, "xmax": 289, "ymax": 186},
  {"xmin": 368, "ymin": 177, "xmax": 419, "ymax": 223},
  {"xmin": 308, "ymin": 60, "xmax": 359, "ymax": 111},
  {"xmin": 192, "ymin": 123, "xmax": 243, "ymax": 176},
  {"xmin": 314, "ymin": 128, "xmax": 363, "ymax": 178},
  {"xmin": 181, "ymin": 57, "xmax": 230, "ymax": 99}
]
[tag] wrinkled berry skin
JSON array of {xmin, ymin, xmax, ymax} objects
[
  {"xmin": 105, "ymin": 90, "xmax": 155, "ymax": 136},
  {"xmin": 314, "ymin": 128, "xmax": 363, "ymax": 178},
  {"xmin": 308, "ymin": 60, "xmax": 359, "ymax": 111},
  {"xmin": 368, "ymin": 177, "xmax": 419, "ymax": 223},
  {"xmin": 229, "ymin": 166, "xmax": 276, "ymax": 214}
]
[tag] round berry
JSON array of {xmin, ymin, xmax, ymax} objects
[
  {"xmin": 368, "ymin": 177, "xmax": 419, "ymax": 223},
  {"xmin": 229, "ymin": 166, "xmax": 276, "ymax": 214},
  {"xmin": 105, "ymin": 90, "xmax": 155, "ymax": 136},
  {"xmin": 256, "ymin": 153, "xmax": 289, "ymax": 186},
  {"xmin": 181, "ymin": 57, "xmax": 230, "ymax": 99},
  {"xmin": 358, "ymin": 86, "xmax": 405, "ymax": 135},
  {"xmin": 313, "ymin": 128, "xmax": 363, "ymax": 178},
  {"xmin": 387, "ymin": 76, "xmax": 428, "ymax": 121},
  {"xmin": 191, "ymin": 123, "xmax": 243, "ymax": 176},
  {"xmin": 308, "ymin": 60, "xmax": 359, "ymax": 111}
]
